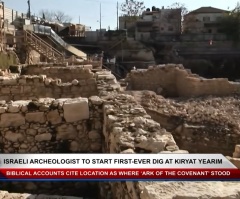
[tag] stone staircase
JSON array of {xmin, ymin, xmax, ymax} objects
[{"xmin": 24, "ymin": 30, "xmax": 64, "ymax": 63}]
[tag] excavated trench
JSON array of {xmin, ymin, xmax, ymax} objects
[{"xmin": 126, "ymin": 90, "xmax": 237, "ymax": 156}]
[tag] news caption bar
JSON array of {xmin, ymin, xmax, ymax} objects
[{"xmin": 0, "ymin": 154, "xmax": 239, "ymax": 181}]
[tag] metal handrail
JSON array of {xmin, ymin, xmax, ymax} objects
[
  {"xmin": 25, "ymin": 30, "xmax": 63, "ymax": 57},
  {"xmin": 24, "ymin": 30, "xmax": 64, "ymax": 62}
]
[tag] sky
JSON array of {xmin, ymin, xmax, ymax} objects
[{"xmin": 4, "ymin": 0, "xmax": 239, "ymax": 30}]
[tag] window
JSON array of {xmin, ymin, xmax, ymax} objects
[
  {"xmin": 168, "ymin": 26, "xmax": 173, "ymax": 31},
  {"xmin": 203, "ymin": 16, "xmax": 210, "ymax": 22},
  {"xmin": 216, "ymin": 16, "xmax": 222, "ymax": 21},
  {"xmin": 161, "ymin": 27, "xmax": 164, "ymax": 31}
]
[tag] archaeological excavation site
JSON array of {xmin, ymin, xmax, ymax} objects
[
  {"xmin": 0, "ymin": 2, "xmax": 240, "ymax": 198},
  {"xmin": 0, "ymin": 62, "xmax": 239, "ymax": 199}
]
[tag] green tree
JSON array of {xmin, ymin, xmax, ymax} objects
[
  {"xmin": 219, "ymin": 3, "xmax": 240, "ymax": 41},
  {"xmin": 120, "ymin": 0, "xmax": 145, "ymax": 30}
]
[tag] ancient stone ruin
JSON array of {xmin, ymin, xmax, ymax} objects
[{"xmin": 0, "ymin": 63, "xmax": 240, "ymax": 198}]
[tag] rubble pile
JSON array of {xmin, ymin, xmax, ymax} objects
[{"xmin": 141, "ymin": 92, "xmax": 240, "ymax": 132}]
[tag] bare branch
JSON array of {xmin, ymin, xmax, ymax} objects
[
  {"xmin": 120, "ymin": 0, "xmax": 145, "ymax": 17},
  {"xmin": 39, "ymin": 9, "xmax": 72, "ymax": 23}
]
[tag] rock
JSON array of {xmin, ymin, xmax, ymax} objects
[
  {"xmin": 63, "ymin": 98, "xmax": 89, "ymax": 122},
  {"xmin": 56, "ymin": 124, "xmax": 77, "ymax": 140},
  {"xmin": 235, "ymin": 145, "xmax": 240, "ymax": 153},
  {"xmin": 90, "ymin": 143, "xmax": 102, "ymax": 151},
  {"xmin": 25, "ymin": 182, "xmax": 38, "ymax": 190},
  {"xmin": 88, "ymin": 130, "xmax": 101, "ymax": 139},
  {"xmin": 5, "ymin": 131, "xmax": 24, "ymax": 142},
  {"xmin": 70, "ymin": 141, "xmax": 79, "ymax": 152},
  {"xmin": 8, "ymin": 104, "xmax": 20, "ymax": 113},
  {"xmin": 0, "ymin": 107, "xmax": 6, "ymax": 113},
  {"xmin": 26, "ymin": 129, "xmax": 37, "ymax": 136},
  {"xmin": 35, "ymin": 133, "xmax": 52, "ymax": 142},
  {"xmin": 120, "ymin": 149, "xmax": 135, "ymax": 154},
  {"xmin": 135, "ymin": 134, "xmax": 167, "ymax": 153},
  {"xmin": 30, "ymin": 146, "xmax": 38, "ymax": 152},
  {"xmin": 72, "ymin": 79, "xmax": 79, "ymax": 85},
  {"xmin": 44, "ymin": 78, "xmax": 51, "ymax": 85},
  {"xmin": 173, "ymin": 150, "xmax": 189, "ymax": 154},
  {"xmin": 0, "ymin": 113, "xmax": 25, "ymax": 127},
  {"xmin": 47, "ymin": 110, "xmax": 62, "ymax": 124},
  {"xmin": 20, "ymin": 143, "xmax": 29, "ymax": 149},
  {"xmin": 232, "ymin": 152, "xmax": 240, "ymax": 158},
  {"xmin": 89, "ymin": 96, "xmax": 103, "ymax": 105},
  {"xmin": 2, "ymin": 77, "xmax": 17, "ymax": 85},
  {"xmin": 26, "ymin": 112, "xmax": 46, "ymax": 124}
]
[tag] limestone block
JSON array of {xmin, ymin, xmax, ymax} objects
[
  {"xmin": 70, "ymin": 141, "xmax": 80, "ymax": 152},
  {"xmin": 120, "ymin": 149, "xmax": 135, "ymax": 153},
  {"xmin": 0, "ymin": 113, "xmax": 25, "ymax": 127},
  {"xmin": 89, "ymin": 96, "xmax": 103, "ymax": 105},
  {"xmin": 18, "ymin": 78, "xmax": 27, "ymax": 85},
  {"xmin": 233, "ymin": 152, "xmax": 240, "ymax": 158},
  {"xmin": 5, "ymin": 131, "xmax": 24, "ymax": 142},
  {"xmin": 35, "ymin": 133, "xmax": 52, "ymax": 142},
  {"xmin": 87, "ymin": 78, "xmax": 96, "ymax": 85},
  {"xmin": 235, "ymin": 145, "xmax": 240, "ymax": 153},
  {"xmin": 47, "ymin": 110, "xmax": 62, "ymax": 124},
  {"xmin": 63, "ymin": 98, "xmax": 89, "ymax": 122},
  {"xmin": 26, "ymin": 112, "xmax": 46, "ymax": 124},
  {"xmin": 134, "ymin": 134, "xmax": 169, "ymax": 153},
  {"xmin": 2, "ymin": 77, "xmax": 17, "ymax": 85},
  {"xmin": 23, "ymin": 86, "xmax": 32, "ymax": 93},
  {"xmin": 79, "ymin": 80, "xmax": 86, "ymax": 86},
  {"xmin": 56, "ymin": 124, "xmax": 78, "ymax": 140},
  {"xmin": 11, "ymin": 86, "xmax": 23, "ymax": 94},
  {"xmin": 8, "ymin": 104, "xmax": 20, "ymax": 113},
  {"xmin": 0, "ymin": 107, "xmax": 7, "ymax": 113},
  {"xmin": 26, "ymin": 129, "xmax": 37, "ymax": 136},
  {"xmin": 1, "ymin": 87, "xmax": 11, "ymax": 94},
  {"xmin": 88, "ymin": 130, "xmax": 101, "ymax": 139},
  {"xmin": 90, "ymin": 142, "xmax": 102, "ymax": 151}
]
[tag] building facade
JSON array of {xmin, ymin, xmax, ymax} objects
[
  {"xmin": 135, "ymin": 7, "xmax": 182, "ymax": 41},
  {"xmin": 183, "ymin": 7, "xmax": 229, "ymax": 34}
]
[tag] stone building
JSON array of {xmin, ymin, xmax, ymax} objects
[
  {"xmin": 183, "ymin": 6, "xmax": 229, "ymax": 34},
  {"xmin": 135, "ymin": 7, "xmax": 182, "ymax": 41}
]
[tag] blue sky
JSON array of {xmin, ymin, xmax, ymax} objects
[{"xmin": 4, "ymin": 0, "xmax": 238, "ymax": 30}]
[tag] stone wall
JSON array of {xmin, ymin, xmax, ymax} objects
[
  {"xmin": 0, "ymin": 75, "xmax": 98, "ymax": 101},
  {"xmin": 126, "ymin": 64, "xmax": 240, "ymax": 97},
  {"xmin": 0, "ymin": 97, "xmax": 102, "ymax": 153},
  {"xmin": 0, "ymin": 96, "xmax": 102, "ymax": 197},
  {"xmin": 100, "ymin": 93, "xmax": 188, "ymax": 199},
  {"xmin": 1, "ymin": 67, "xmax": 121, "ymax": 102},
  {"xmin": 21, "ymin": 65, "xmax": 95, "ymax": 83}
]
